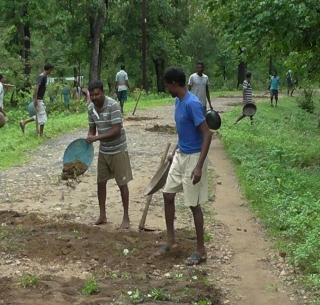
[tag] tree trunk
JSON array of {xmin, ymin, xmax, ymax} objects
[
  {"xmin": 23, "ymin": 24, "xmax": 31, "ymax": 88},
  {"xmin": 237, "ymin": 62, "xmax": 246, "ymax": 89},
  {"xmin": 141, "ymin": 0, "xmax": 148, "ymax": 90},
  {"xmin": 268, "ymin": 56, "xmax": 273, "ymax": 75},
  {"xmin": 153, "ymin": 58, "xmax": 165, "ymax": 92},
  {"xmin": 19, "ymin": 3, "xmax": 31, "ymax": 89},
  {"xmin": 88, "ymin": 0, "xmax": 108, "ymax": 82},
  {"xmin": 237, "ymin": 46, "xmax": 246, "ymax": 89},
  {"xmin": 78, "ymin": 60, "xmax": 81, "ymax": 86},
  {"xmin": 73, "ymin": 67, "xmax": 78, "ymax": 87}
]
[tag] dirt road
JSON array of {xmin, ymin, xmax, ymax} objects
[{"xmin": 0, "ymin": 97, "xmax": 305, "ymax": 304}]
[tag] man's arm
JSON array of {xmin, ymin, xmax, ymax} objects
[
  {"xmin": 125, "ymin": 73, "xmax": 130, "ymax": 90},
  {"xmin": 87, "ymin": 124, "xmax": 121, "ymax": 143},
  {"xmin": 191, "ymin": 121, "xmax": 212, "ymax": 185},
  {"xmin": 33, "ymin": 76, "xmax": 43, "ymax": 108},
  {"xmin": 33, "ymin": 85, "xmax": 40, "ymax": 106},
  {"xmin": 206, "ymin": 84, "xmax": 213, "ymax": 109},
  {"xmin": 87, "ymin": 126, "xmax": 96, "ymax": 137}
]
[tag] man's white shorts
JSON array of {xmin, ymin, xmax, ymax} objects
[
  {"xmin": 36, "ymin": 100, "xmax": 47, "ymax": 125},
  {"xmin": 163, "ymin": 150, "xmax": 208, "ymax": 207}
]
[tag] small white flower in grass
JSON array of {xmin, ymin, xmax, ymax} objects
[
  {"xmin": 127, "ymin": 291, "xmax": 133, "ymax": 296},
  {"xmin": 147, "ymin": 294, "xmax": 152, "ymax": 298},
  {"xmin": 123, "ymin": 249, "xmax": 129, "ymax": 256},
  {"xmin": 192, "ymin": 275, "xmax": 198, "ymax": 280}
]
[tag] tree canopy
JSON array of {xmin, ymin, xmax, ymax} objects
[{"xmin": 0, "ymin": 0, "xmax": 318, "ymax": 92}]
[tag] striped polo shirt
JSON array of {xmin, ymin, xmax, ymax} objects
[
  {"xmin": 88, "ymin": 97, "xmax": 127, "ymax": 154},
  {"xmin": 243, "ymin": 80, "xmax": 253, "ymax": 103}
]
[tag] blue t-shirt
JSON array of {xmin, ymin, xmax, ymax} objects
[
  {"xmin": 270, "ymin": 76, "xmax": 280, "ymax": 90},
  {"xmin": 175, "ymin": 91, "xmax": 205, "ymax": 154}
]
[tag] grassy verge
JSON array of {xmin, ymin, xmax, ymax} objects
[
  {"xmin": 0, "ymin": 95, "xmax": 172, "ymax": 170},
  {"xmin": 219, "ymin": 96, "xmax": 320, "ymax": 290}
]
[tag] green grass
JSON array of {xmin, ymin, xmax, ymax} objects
[
  {"xmin": 0, "ymin": 110, "xmax": 87, "ymax": 169},
  {"xmin": 219, "ymin": 96, "xmax": 320, "ymax": 289},
  {"xmin": 0, "ymin": 94, "xmax": 172, "ymax": 170},
  {"xmin": 19, "ymin": 274, "xmax": 39, "ymax": 288},
  {"xmin": 81, "ymin": 276, "xmax": 99, "ymax": 295}
]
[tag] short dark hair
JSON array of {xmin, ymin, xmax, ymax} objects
[
  {"xmin": 164, "ymin": 67, "xmax": 186, "ymax": 87},
  {"xmin": 44, "ymin": 63, "xmax": 54, "ymax": 71},
  {"xmin": 197, "ymin": 62, "xmax": 204, "ymax": 67},
  {"xmin": 88, "ymin": 80, "xmax": 104, "ymax": 92},
  {"xmin": 0, "ymin": 74, "xmax": 3, "ymax": 80},
  {"xmin": 246, "ymin": 71, "xmax": 252, "ymax": 78},
  {"xmin": 121, "ymin": 64, "xmax": 125, "ymax": 70}
]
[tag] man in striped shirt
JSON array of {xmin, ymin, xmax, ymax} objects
[
  {"xmin": 243, "ymin": 72, "xmax": 253, "ymax": 104},
  {"xmin": 235, "ymin": 71, "xmax": 254, "ymax": 124},
  {"xmin": 87, "ymin": 80, "xmax": 133, "ymax": 228}
]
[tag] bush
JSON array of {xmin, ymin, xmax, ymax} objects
[{"xmin": 297, "ymin": 88, "xmax": 315, "ymax": 113}]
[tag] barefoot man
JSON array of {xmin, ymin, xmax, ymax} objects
[
  {"xmin": 159, "ymin": 67, "xmax": 212, "ymax": 265},
  {"xmin": 20, "ymin": 63, "xmax": 54, "ymax": 136},
  {"xmin": 86, "ymin": 80, "xmax": 132, "ymax": 228}
]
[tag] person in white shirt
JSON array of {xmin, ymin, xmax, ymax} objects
[
  {"xmin": 115, "ymin": 65, "xmax": 130, "ymax": 114},
  {"xmin": 188, "ymin": 62, "xmax": 213, "ymax": 112},
  {"xmin": 0, "ymin": 74, "xmax": 14, "ymax": 117}
]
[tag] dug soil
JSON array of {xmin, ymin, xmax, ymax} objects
[{"xmin": 0, "ymin": 98, "xmax": 307, "ymax": 305}]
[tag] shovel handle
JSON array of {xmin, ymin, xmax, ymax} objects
[{"xmin": 139, "ymin": 142, "xmax": 171, "ymax": 230}]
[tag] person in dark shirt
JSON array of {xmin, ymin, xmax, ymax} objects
[{"xmin": 20, "ymin": 63, "xmax": 54, "ymax": 135}]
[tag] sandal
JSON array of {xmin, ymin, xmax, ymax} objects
[{"xmin": 186, "ymin": 252, "xmax": 207, "ymax": 266}]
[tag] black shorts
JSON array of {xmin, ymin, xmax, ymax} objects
[{"xmin": 270, "ymin": 90, "xmax": 278, "ymax": 98}]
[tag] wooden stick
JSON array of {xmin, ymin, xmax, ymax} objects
[
  {"xmin": 132, "ymin": 89, "xmax": 142, "ymax": 116},
  {"xmin": 139, "ymin": 143, "xmax": 171, "ymax": 230}
]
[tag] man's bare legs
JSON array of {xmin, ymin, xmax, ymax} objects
[
  {"xmin": 95, "ymin": 181, "xmax": 107, "ymax": 225},
  {"xmin": 119, "ymin": 184, "xmax": 130, "ymax": 229}
]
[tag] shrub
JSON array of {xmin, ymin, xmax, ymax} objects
[{"xmin": 297, "ymin": 88, "xmax": 315, "ymax": 113}]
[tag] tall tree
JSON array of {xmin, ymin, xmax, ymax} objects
[
  {"xmin": 87, "ymin": 0, "xmax": 108, "ymax": 82},
  {"xmin": 141, "ymin": 0, "xmax": 148, "ymax": 90},
  {"xmin": 0, "ymin": 1, "xmax": 35, "ymax": 89}
]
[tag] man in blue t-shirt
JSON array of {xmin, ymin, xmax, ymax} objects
[
  {"xmin": 270, "ymin": 72, "xmax": 280, "ymax": 107},
  {"xmin": 157, "ymin": 67, "xmax": 212, "ymax": 265}
]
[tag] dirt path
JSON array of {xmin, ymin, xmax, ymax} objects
[
  {"xmin": 210, "ymin": 138, "xmax": 295, "ymax": 305},
  {"xmin": 0, "ymin": 97, "xmax": 305, "ymax": 304}
]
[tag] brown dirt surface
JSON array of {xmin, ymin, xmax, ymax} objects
[
  {"xmin": 126, "ymin": 116, "xmax": 158, "ymax": 121},
  {"xmin": 145, "ymin": 124, "xmax": 176, "ymax": 134},
  {"xmin": 0, "ymin": 210, "xmax": 222, "ymax": 305},
  {"xmin": 0, "ymin": 100, "xmax": 309, "ymax": 305}
]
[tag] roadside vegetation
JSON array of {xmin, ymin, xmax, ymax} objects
[{"xmin": 220, "ymin": 96, "xmax": 320, "ymax": 289}]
